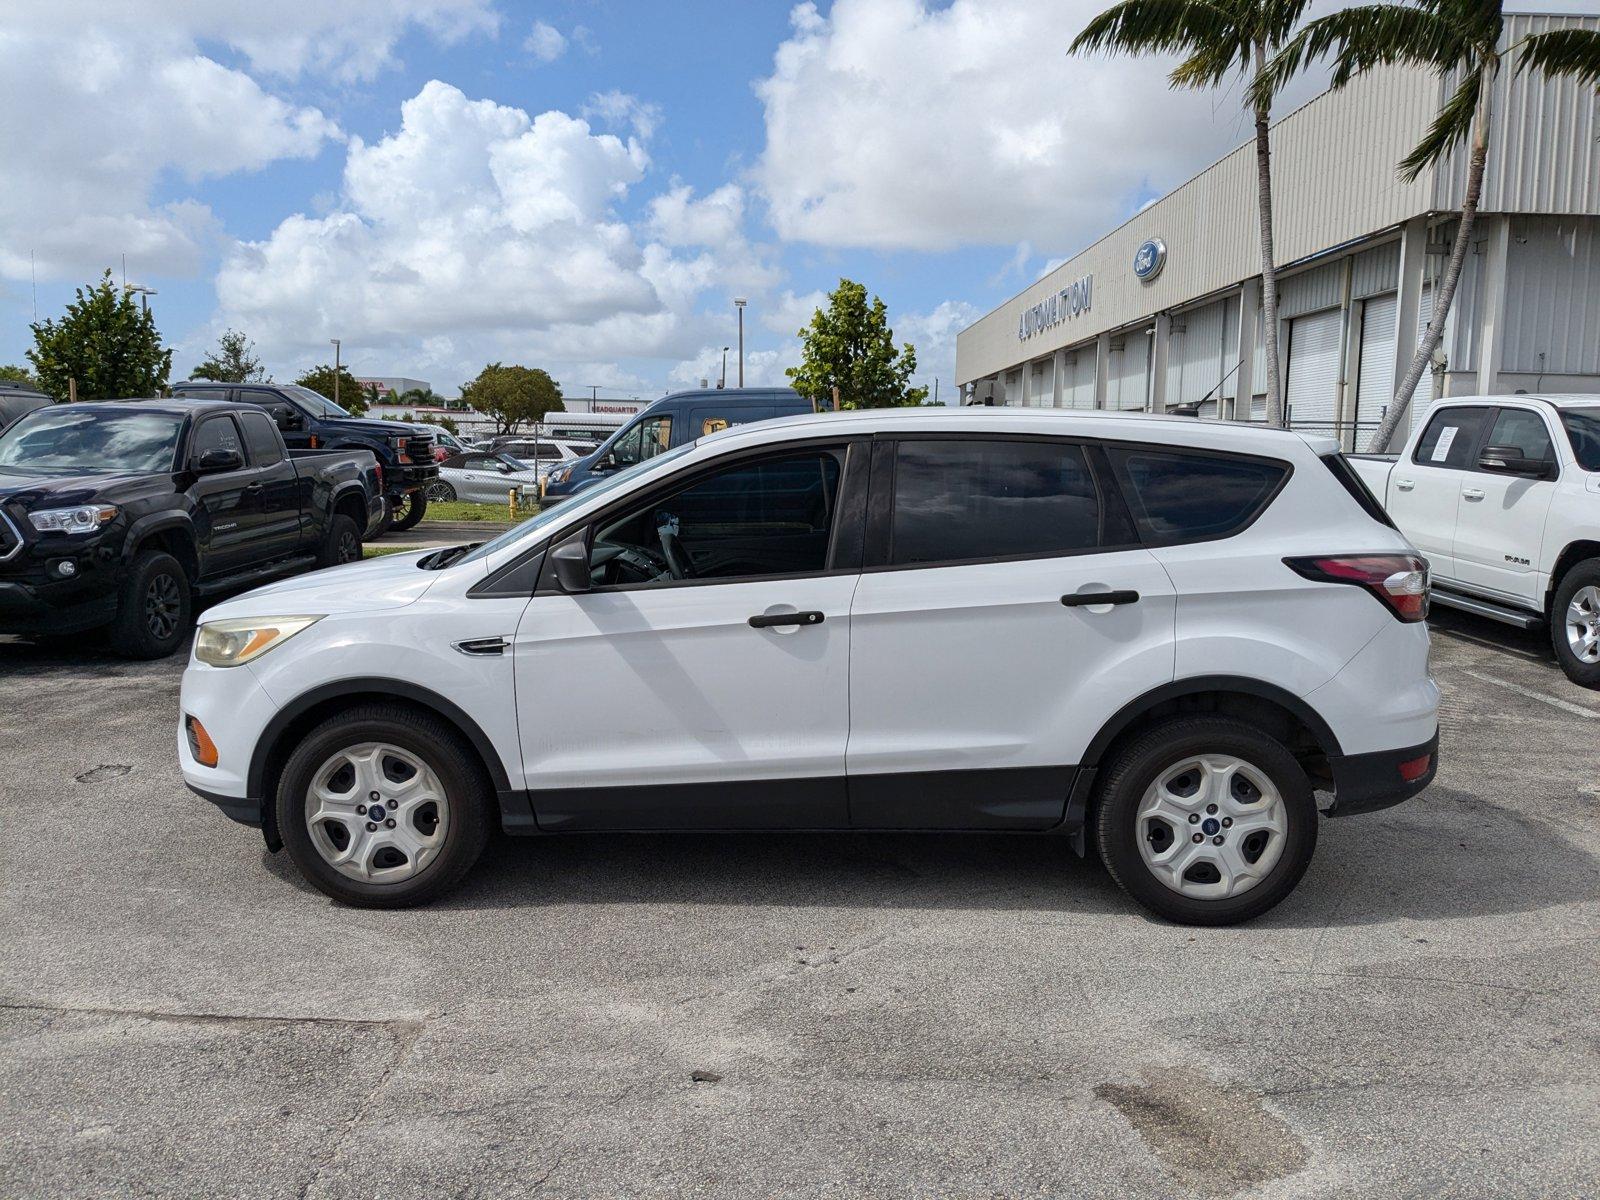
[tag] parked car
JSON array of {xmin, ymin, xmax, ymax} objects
[
  {"xmin": 540, "ymin": 387, "xmax": 819, "ymax": 502},
  {"xmin": 426, "ymin": 450, "xmax": 543, "ymax": 504},
  {"xmin": 489, "ymin": 436, "xmax": 593, "ymax": 479},
  {"xmin": 0, "ymin": 381, "xmax": 52, "ymax": 430},
  {"xmin": 179, "ymin": 408, "xmax": 1438, "ymax": 923},
  {"xmin": 169, "ymin": 381, "xmax": 439, "ymax": 532},
  {"xmin": 0, "ymin": 399, "xmax": 383, "ymax": 658},
  {"xmin": 1348, "ymin": 394, "xmax": 1600, "ymax": 686}
]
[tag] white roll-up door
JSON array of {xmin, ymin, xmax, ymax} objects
[
  {"xmin": 1064, "ymin": 353, "xmax": 1095, "ymax": 408},
  {"xmin": 1107, "ymin": 334, "xmax": 1150, "ymax": 410},
  {"xmin": 1355, "ymin": 292, "xmax": 1397, "ymax": 450},
  {"xmin": 1284, "ymin": 308, "xmax": 1341, "ymax": 434}
]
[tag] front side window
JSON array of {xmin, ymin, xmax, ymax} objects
[
  {"xmin": 1412, "ymin": 406, "xmax": 1490, "ymax": 469},
  {"xmin": 1485, "ymin": 409, "xmax": 1555, "ymax": 465},
  {"xmin": 610, "ymin": 416, "xmax": 672, "ymax": 467},
  {"xmin": 191, "ymin": 416, "xmax": 243, "ymax": 464},
  {"xmin": 1107, "ymin": 447, "xmax": 1287, "ymax": 543},
  {"xmin": 0, "ymin": 409, "xmax": 184, "ymax": 475},
  {"xmin": 588, "ymin": 450, "xmax": 842, "ymax": 587},
  {"xmin": 890, "ymin": 439, "xmax": 1102, "ymax": 566},
  {"xmin": 1561, "ymin": 409, "xmax": 1600, "ymax": 471}
]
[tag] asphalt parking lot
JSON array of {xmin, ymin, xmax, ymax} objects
[{"xmin": 2, "ymin": 610, "xmax": 1597, "ymax": 1199}]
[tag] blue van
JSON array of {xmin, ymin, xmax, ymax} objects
[{"xmin": 541, "ymin": 387, "xmax": 819, "ymax": 502}]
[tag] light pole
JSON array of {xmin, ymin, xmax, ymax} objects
[
  {"xmin": 123, "ymin": 284, "xmax": 157, "ymax": 313},
  {"xmin": 733, "ymin": 297, "xmax": 747, "ymax": 387},
  {"xmin": 718, "ymin": 347, "xmax": 729, "ymax": 389},
  {"xmin": 330, "ymin": 339, "xmax": 341, "ymax": 409}
]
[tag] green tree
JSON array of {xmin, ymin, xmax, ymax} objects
[
  {"xmin": 394, "ymin": 386, "xmax": 443, "ymax": 408},
  {"xmin": 1072, "ymin": 0, "xmax": 1312, "ymax": 427},
  {"xmin": 293, "ymin": 364, "xmax": 376, "ymax": 417},
  {"xmin": 787, "ymin": 279, "xmax": 926, "ymax": 409},
  {"xmin": 459, "ymin": 363, "xmax": 564, "ymax": 435},
  {"xmin": 1260, "ymin": 1, "xmax": 1600, "ymax": 449},
  {"xmin": 190, "ymin": 329, "xmax": 268, "ymax": 383},
  {"xmin": 27, "ymin": 269, "xmax": 172, "ymax": 400},
  {"xmin": 0, "ymin": 364, "xmax": 42, "ymax": 390}
]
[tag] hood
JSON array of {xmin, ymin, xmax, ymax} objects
[
  {"xmin": 0, "ymin": 470, "xmax": 171, "ymax": 508},
  {"xmin": 317, "ymin": 416, "xmax": 423, "ymax": 439},
  {"xmin": 199, "ymin": 549, "xmax": 446, "ymax": 621}
]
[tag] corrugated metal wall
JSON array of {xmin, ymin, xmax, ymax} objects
[
  {"xmin": 1164, "ymin": 299, "xmax": 1229, "ymax": 407},
  {"xmin": 1278, "ymin": 262, "xmax": 1343, "ymax": 319},
  {"xmin": 1502, "ymin": 216, "xmax": 1600, "ymax": 375},
  {"xmin": 1352, "ymin": 241, "xmax": 1400, "ymax": 299}
]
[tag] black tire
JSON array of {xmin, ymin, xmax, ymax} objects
[
  {"xmin": 426, "ymin": 480, "xmax": 456, "ymax": 502},
  {"xmin": 275, "ymin": 704, "xmax": 493, "ymax": 907},
  {"xmin": 108, "ymin": 550, "xmax": 192, "ymax": 659},
  {"xmin": 1549, "ymin": 559, "xmax": 1600, "ymax": 688},
  {"xmin": 1094, "ymin": 716, "xmax": 1318, "ymax": 926},
  {"xmin": 316, "ymin": 514, "xmax": 362, "ymax": 569},
  {"xmin": 388, "ymin": 491, "xmax": 428, "ymax": 532}
]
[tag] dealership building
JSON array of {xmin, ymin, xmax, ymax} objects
[{"xmin": 955, "ymin": 11, "xmax": 1600, "ymax": 450}]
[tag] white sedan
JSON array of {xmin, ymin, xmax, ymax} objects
[{"xmin": 425, "ymin": 451, "xmax": 543, "ymax": 504}]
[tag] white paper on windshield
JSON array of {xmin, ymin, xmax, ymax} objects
[{"xmin": 1431, "ymin": 426, "xmax": 1459, "ymax": 461}]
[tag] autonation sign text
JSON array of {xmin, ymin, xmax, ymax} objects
[{"xmin": 1018, "ymin": 275, "xmax": 1093, "ymax": 341}]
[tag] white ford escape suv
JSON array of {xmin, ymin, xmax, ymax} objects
[{"xmin": 179, "ymin": 408, "xmax": 1439, "ymax": 925}]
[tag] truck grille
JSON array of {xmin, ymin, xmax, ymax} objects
[
  {"xmin": 0, "ymin": 508, "xmax": 22, "ymax": 562},
  {"xmin": 405, "ymin": 434, "xmax": 435, "ymax": 463}
]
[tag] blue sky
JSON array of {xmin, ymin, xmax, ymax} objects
[{"xmin": 1, "ymin": 0, "xmax": 1343, "ymax": 400}]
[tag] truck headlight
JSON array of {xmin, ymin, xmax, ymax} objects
[
  {"xmin": 195, "ymin": 615, "xmax": 322, "ymax": 667},
  {"xmin": 548, "ymin": 467, "xmax": 571, "ymax": 484},
  {"xmin": 28, "ymin": 504, "xmax": 118, "ymax": 534}
]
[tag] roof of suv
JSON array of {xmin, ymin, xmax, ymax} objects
[{"xmin": 701, "ymin": 405, "xmax": 1341, "ymax": 457}]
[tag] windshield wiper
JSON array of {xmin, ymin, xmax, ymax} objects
[{"xmin": 418, "ymin": 543, "xmax": 480, "ymax": 570}]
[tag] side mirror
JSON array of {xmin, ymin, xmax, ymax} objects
[
  {"xmin": 1478, "ymin": 445, "xmax": 1553, "ymax": 479},
  {"xmin": 270, "ymin": 406, "xmax": 300, "ymax": 432},
  {"xmin": 592, "ymin": 454, "xmax": 616, "ymax": 473},
  {"xmin": 193, "ymin": 447, "xmax": 244, "ymax": 474},
  {"xmin": 551, "ymin": 537, "xmax": 593, "ymax": 593}
]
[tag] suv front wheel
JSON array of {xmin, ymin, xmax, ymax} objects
[
  {"xmin": 276, "ymin": 704, "xmax": 492, "ymax": 906},
  {"xmin": 1094, "ymin": 717, "xmax": 1318, "ymax": 926}
]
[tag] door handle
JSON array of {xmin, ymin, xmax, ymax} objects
[
  {"xmin": 244, "ymin": 482, "xmax": 264, "ymax": 493},
  {"xmin": 748, "ymin": 610, "xmax": 825, "ymax": 629},
  {"xmin": 1061, "ymin": 590, "xmax": 1140, "ymax": 607},
  {"xmin": 1462, "ymin": 488, "xmax": 1486, "ymax": 500},
  {"xmin": 1395, "ymin": 479, "xmax": 1416, "ymax": 491}
]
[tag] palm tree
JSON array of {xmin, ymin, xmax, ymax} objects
[
  {"xmin": 1259, "ymin": 2, "xmax": 1600, "ymax": 450},
  {"xmin": 1071, "ymin": 0, "xmax": 1311, "ymax": 427}
]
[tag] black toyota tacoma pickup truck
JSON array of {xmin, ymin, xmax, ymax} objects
[
  {"xmin": 0, "ymin": 398, "xmax": 384, "ymax": 658},
  {"xmin": 169, "ymin": 381, "xmax": 438, "ymax": 531}
]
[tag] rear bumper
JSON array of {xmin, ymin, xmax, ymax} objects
[{"xmin": 1325, "ymin": 729, "xmax": 1438, "ymax": 817}]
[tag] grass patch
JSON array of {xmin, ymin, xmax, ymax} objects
[
  {"xmin": 363, "ymin": 545, "xmax": 416, "ymax": 559},
  {"xmin": 421, "ymin": 499, "xmax": 537, "ymax": 523}
]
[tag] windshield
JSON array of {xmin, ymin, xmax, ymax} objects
[
  {"xmin": 280, "ymin": 384, "xmax": 351, "ymax": 419},
  {"xmin": 0, "ymin": 408, "xmax": 184, "ymax": 475},
  {"xmin": 452, "ymin": 440, "xmax": 699, "ymax": 567},
  {"xmin": 1560, "ymin": 410, "xmax": 1600, "ymax": 471}
]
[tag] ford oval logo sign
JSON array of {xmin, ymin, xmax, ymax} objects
[{"xmin": 1133, "ymin": 238, "xmax": 1167, "ymax": 282}]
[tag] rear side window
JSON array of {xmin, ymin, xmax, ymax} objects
[
  {"xmin": 239, "ymin": 411, "xmax": 284, "ymax": 466},
  {"xmin": 1107, "ymin": 448, "xmax": 1287, "ymax": 544},
  {"xmin": 1412, "ymin": 406, "xmax": 1490, "ymax": 469},
  {"xmin": 889, "ymin": 439, "xmax": 1102, "ymax": 566},
  {"xmin": 1323, "ymin": 454, "xmax": 1395, "ymax": 529}
]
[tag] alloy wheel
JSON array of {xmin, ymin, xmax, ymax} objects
[
  {"xmin": 1565, "ymin": 585, "xmax": 1600, "ymax": 663},
  {"xmin": 338, "ymin": 530, "xmax": 359, "ymax": 563},
  {"xmin": 145, "ymin": 573, "xmax": 181, "ymax": 640},
  {"xmin": 305, "ymin": 743, "xmax": 451, "ymax": 883},
  {"xmin": 1135, "ymin": 754, "xmax": 1287, "ymax": 900}
]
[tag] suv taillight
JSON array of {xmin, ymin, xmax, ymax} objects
[{"xmin": 1284, "ymin": 554, "xmax": 1429, "ymax": 623}]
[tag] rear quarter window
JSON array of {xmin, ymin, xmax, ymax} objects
[{"xmin": 1106, "ymin": 447, "xmax": 1288, "ymax": 544}]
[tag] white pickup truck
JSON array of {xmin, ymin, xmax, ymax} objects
[{"xmin": 1349, "ymin": 394, "xmax": 1600, "ymax": 686}]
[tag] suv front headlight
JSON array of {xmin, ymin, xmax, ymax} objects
[
  {"xmin": 29, "ymin": 504, "xmax": 118, "ymax": 534},
  {"xmin": 195, "ymin": 615, "xmax": 322, "ymax": 667}
]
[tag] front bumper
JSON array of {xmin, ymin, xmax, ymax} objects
[
  {"xmin": 0, "ymin": 576, "xmax": 119, "ymax": 634},
  {"xmin": 1325, "ymin": 729, "xmax": 1439, "ymax": 816},
  {"xmin": 388, "ymin": 463, "xmax": 440, "ymax": 494},
  {"xmin": 178, "ymin": 659, "xmax": 280, "ymax": 836}
]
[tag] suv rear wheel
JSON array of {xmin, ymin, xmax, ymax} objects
[
  {"xmin": 275, "ymin": 704, "xmax": 492, "ymax": 906},
  {"xmin": 1094, "ymin": 717, "xmax": 1318, "ymax": 925}
]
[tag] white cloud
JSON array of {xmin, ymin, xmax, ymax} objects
[
  {"xmin": 214, "ymin": 81, "xmax": 774, "ymax": 392},
  {"xmin": 756, "ymin": 0, "xmax": 1327, "ymax": 255},
  {"xmin": 761, "ymin": 289, "xmax": 827, "ymax": 336},
  {"xmin": 525, "ymin": 21, "xmax": 567, "ymax": 63},
  {"xmin": 583, "ymin": 90, "xmax": 663, "ymax": 142},
  {"xmin": 0, "ymin": 1, "xmax": 498, "ymax": 282},
  {"xmin": 897, "ymin": 299, "xmax": 982, "ymax": 401}
]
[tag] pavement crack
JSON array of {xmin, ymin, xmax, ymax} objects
[
  {"xmin": 0, "ymin": 999, "xmax": 426, "ymax": 1032},
  {"xmin": 1275, "ymin": 969, "xmax": 1558, "ymax": 997}
]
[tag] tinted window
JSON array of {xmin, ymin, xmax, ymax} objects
[
  {"xmin": 611, "ymin": 415, "xmax": 673, "ymax": 467},
  {"xmin": 890, "ymin": 439, "xmax": 1101, "ymax": 566},
  {"xmin": 1108, "ymin": 448, "xmax": 1286, "ymax": 543},
  {"xmin": 0, "ymin": 409, "xmax": 183, "ymax": 475},
  {"xmin": 1412, "ymin": 406, "xmax": 1490, "ymax": 469},
  {"xmin": 1324, "ymin": 454, "xmax": 1395, "ymax": 529},
  {"xmin": 192, "ymin": 416, "xmax": 243, "ymax": 463},
  {"xmin": 592, "ymin": 451, "xmax": 842, "ymax": 585},
  {"xmin": 239, "ymin": 411, "xmax": 284, "ymax": 465},
  {"xmin": 1560, "ymin": 410, "xmax": 1600, "ymax": 471},
  {"xmin": 1486, "ymin": 408, "xmax": 1555, "ymax": 463}
]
